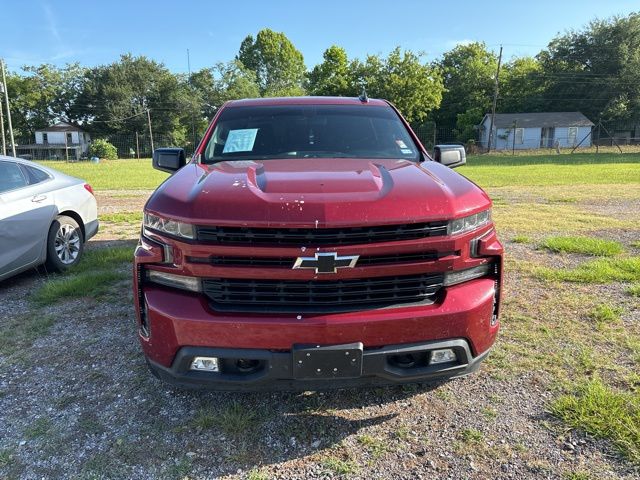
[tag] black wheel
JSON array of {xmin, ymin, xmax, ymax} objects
[{"xmin": 45, "ymin": 215, "xmax": 84, "ymax": 273}]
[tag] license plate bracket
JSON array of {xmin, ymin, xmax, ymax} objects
[{"xmin": 292, "ymin": 342, "xmax": 363, "ymax": 380}]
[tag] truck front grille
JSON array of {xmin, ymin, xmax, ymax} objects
[
  {"xmin": 202, "ymin": 273, "xmax": 445, "ymax": 313},
  {"xmin": 188, "ymin": 251, "xmax": 455, "ymax": 268},
  {"xmin": 196, "ymin": 222, "xmax": 449, "ymax": 246}
]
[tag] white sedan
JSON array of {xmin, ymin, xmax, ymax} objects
[{"xmin": 0, "ymin": 156, "xmax": 99, "ymax": 281}]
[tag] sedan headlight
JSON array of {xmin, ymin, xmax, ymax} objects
[
  {"xmin": 448, "ymin": 209, "xmax": 491, "ymax": 235},
  {"xmin": 144, "ymin": 212, "xmax": 195, "ymax": 239}
]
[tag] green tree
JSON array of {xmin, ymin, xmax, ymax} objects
[
  {"xmin": 308, "ymin": 45, "xmax": 353, "ymax": 96},
  {"xmin": 74, "ymin": 54, "xmax": 191, "ymax": 143},
  {"xmin": 538, "ymin": 12, "xmax": 640, "ymax": 123},
  {"xmin": 237, "ymin": 29, "xmax": 306, "ymax": 96},
  {"xmin": 499, "ymin": 56, "xmax": 546, "ymax": 113},
  {"xmin": 435, "ymin": 42, "xmax": 498, "ymax": 129},
  {"xmin": 350, "ymin": 48, "xmax": 444, "ymax": 124},
  {"xmin": 5, "ymin": 63, "xmax": 86, "ymax": 138},
  {"xmin": 191, "ymin": 60, "xmax": 260, "ymax": 119}
]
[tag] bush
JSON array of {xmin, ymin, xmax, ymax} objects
[{"xmin": 88, "ymin": 139, "xmax": 118, "ymax": 160}]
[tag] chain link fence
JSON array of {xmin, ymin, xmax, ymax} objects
[
  {"xmin": 12, "ymin": 133, "xmax": 201, "ymax": 161},
  {"xmin": 10, "ymin": 120, "xmax": 640, "ymax": 161}
]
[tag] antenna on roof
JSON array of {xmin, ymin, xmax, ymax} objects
[{"xmin": 358, "ymin": 87, "xmax": 369, "ymax": 103}]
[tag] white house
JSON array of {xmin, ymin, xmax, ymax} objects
[
  {"xmin": 32, "ymin": 121, "xmax": 91, "ymax": 160},
  {"xmin": 479, "ymin": 112, "xmax": 594, "ymax": 150}
]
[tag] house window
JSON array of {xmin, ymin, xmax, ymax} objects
[
  {"xmin": 515, "ymin": 128, "xmax": 524, "ymax": 145},
  {"xmin": 568, "ymin": 127, "xmax": 578, "ymax": 145},
  {"xmin": 42, "ymin": 133, "xmax": 48, "ymax": 144},
  {"xmin": 66, "ymin": 132, "xmax": 73, "ymax": 145}
]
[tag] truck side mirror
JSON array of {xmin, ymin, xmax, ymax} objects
[
  {"xmin": 433, "ymin": 145, "xmax": 466, "ymax": 168},
  {"xmin": 153, "ymin": 148, "xmax": 186, "ymax": 173}
]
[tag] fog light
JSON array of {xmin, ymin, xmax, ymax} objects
[
  {"xmin": 190, "ymin": 357, "xmax": 219, "ymax": 372},
  {"xmin": 430, "ymin": 349, "xmax": 457, "ymax": 365}
]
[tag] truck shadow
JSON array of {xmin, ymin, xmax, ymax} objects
[{"xmin": 152, "ymin": 380, "xmax": 444, "ymax": 472}]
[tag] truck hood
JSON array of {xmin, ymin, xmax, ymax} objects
[{"xmin": 146, "ymin": 158, "xmax": 491, "ymax": 227}]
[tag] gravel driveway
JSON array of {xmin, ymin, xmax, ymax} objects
[{"xmin": 0, "ymin": 189, "xmax": 638, "ymax": 479}]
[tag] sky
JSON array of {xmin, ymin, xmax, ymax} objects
[{"xmin": 1, "ymin": 0, "xmax": 638, "ymax": 73}]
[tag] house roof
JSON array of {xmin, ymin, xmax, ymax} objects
[
  {"xmin": 35, "ymin": 121, "xmax": 86, "ymax": 133},
  {"xmin": 481, "ymin": 112, "xmax": 594, "ymax": 129}
]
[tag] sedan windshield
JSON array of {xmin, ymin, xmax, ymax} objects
[{"xmin": 202, "ymin": 104, "xmax": 420, "ymax": 163}]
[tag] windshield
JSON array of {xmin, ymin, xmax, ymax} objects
[{"xmin": 202, "ymin": 104, "xmax": 420, "ymax": 163}]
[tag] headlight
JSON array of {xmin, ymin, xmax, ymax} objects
[
  {"xmin": 146, "ymin": 270, "xmax": 201, "ymax": 292},
  {"xmin": 444, "ymin": 263, "xmax": 493, "ymax": 286},
  {"xmin": 144, "ymin": 212, "xmax": 195, "ymax": 239},
  {"xmin": 448, "ymin": 209, "xmax": 491, "ymax": 235}
]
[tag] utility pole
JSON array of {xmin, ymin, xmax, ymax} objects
[
  {"xmin": 486, "ymin": 45, "xmax": 503, "ymax": 153},
  {"xmin": 135, "ymin": 131, "xmax": 140, "ymax": 159},
  {"xmin": 1, "ymin": 59, "xmax": 16, "ymax": 157},
  {"xmin": 146, "ymin": 109, "xmax": 154, "ymax": 154},
  {"xmin": 187, "ymin": 48, "xmax": 197, "ymax": 150},
  {"xmin": 0, "ymin": 84, "xmax": 6, "ymax": 156}
]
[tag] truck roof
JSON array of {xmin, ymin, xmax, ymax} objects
[{"xmin": 224, "ymin": 96, "xmax": 389, "ymax": 108}]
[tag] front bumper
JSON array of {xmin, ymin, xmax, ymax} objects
[{"xmin": 146, "ymin": 338, "xmax": 491, "ymax": 391}]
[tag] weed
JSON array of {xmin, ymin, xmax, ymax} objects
[
  {"xmin": 626, "ymin": 284, "xmax": 640, "ymax": 297},
  {"xmin": 535, "ymin": 257, "xmax": 640, "ymax": 283},
  {"xmin": 100, "ymin": 211, "xmax": 143, "ymax": 224},
  {"xmin": 512, "ymin": 235, "xmax": 531, "ymax": 244},
  {"xmin": 25, "ymin": 417, "xmax": 52, "ymax": 439},
  {"xmin": 191, "ymin": 410, "xmax": 217, "ymax": 430},
  {"xmin": 481, "ymin": 406, "xmax": 498, "ymax": 419},
  {"xmin": 563, "ymin": 472, "xmax": 591, "ymax": 480},
  {"xmin": 589, "ymin": 304, "xmax": 623, "ymax": 328},
  {"xmin": 33, "ymin": 270, "xmax": 127, "ymax": 305},
  {"xmin": 164, "ymin": 457, "xmax": 193, "ymax": 478},
  {"xmin": 540, "ymin": 236, "xmax": 623, "ymax": 256},
  {"xmin": 0, "ymin": 449, "xmax": 13, "ymax": 467},
  {"xmin": 394, "ymin": 426, "xmax": 411, "ymax": 441},
  {"xmin": 77, "ymin": 413, "xmax": 104, "ymax": 435},
  {"xmin": 0, "ymin": 313, "xmax": 55, "ymax": 356},
  {"xmin": 215, "ymin": 402, "xmax": 260, "ymax": 436},
  {"xmin": 320, "ymin": 456, "xmax": 359, "ymax": 476},
  {"xmin": 459, "ymin": 428, "xmax": 483, "ymax": 443},
  {"xmin": 247, "ymin": 469, "xmax": 270, "ymax": 480},
  {"xmin": 356, "ymin": 434, "xmax": 388, "ymax": 458},
  {"xmin": 191, "ymin": 402, "xmax": 260, "ymax": 436},
  {"xmin": 550, "ymin": 378, "xmax": 640, "ymax": 464},
  {"xmin": 73, "ymin": 246, "xmax": 133, "ymax": 273}
]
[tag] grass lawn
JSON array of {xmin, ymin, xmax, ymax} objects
[
  {"xmin": 38, "ymin": 159, "xmax": 169, "ymax": 190},
  {"xmin": 38, "ymin": 152, "xmax": 640, "ymax": 191},
  {"xmin": 458, "ymin": 152, "xmax": 640, "ymax": 187}
]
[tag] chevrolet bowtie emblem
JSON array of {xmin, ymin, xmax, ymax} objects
[{"xmin": 292, "ymin": 252, "xmax": 359, "ymax": 274}]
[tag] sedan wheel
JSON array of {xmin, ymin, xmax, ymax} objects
[
  {"xmin": 54, "ymin": 224, "xmax": 81, "ymax": 264},
  {"xmin": 45, "ymin": 215, "xmax": 84, "ymax": 273}
]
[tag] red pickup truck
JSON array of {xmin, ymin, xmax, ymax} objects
[{"xmin": 134, "ymin": 96, "xmax": 503, "ymax": 390}]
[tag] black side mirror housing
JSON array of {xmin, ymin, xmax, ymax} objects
[
  {"xmin": 153, "ymin": 147, "xmax": 186, "ymax": 173},
  {"xmin": 433, "ymin": 144, "xmax": 466, "ymax": 168}
]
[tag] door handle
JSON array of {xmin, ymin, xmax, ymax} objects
[{"xmin": 31, "ymin": 194, "xmax": 48, "ymax": 203}]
